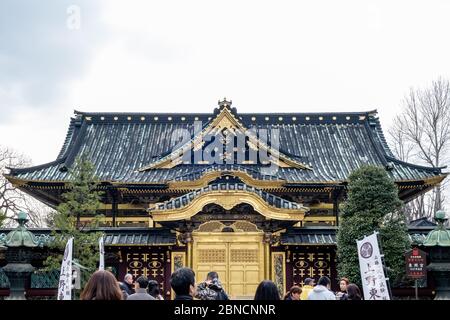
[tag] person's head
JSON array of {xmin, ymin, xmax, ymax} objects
[
  {"xmin": 285, "ymin": 286, "xmax": 302, "ymax": 300},
  {"xmin": 347, "ymin": 283, "xmax": 362, "ymax": 300},
  {"xmin": 81, "ymin": 270, "xmax": 123, "ymax": 300},
  {"xmin": 317, "ymin": 276, "xmax": 331, "ymax": 289},
  {"xmin": 124, "ymin": 273, "xmax": 133, "ymax": 285},
  {"xmin": 304, "ymin": 278, "xmax": 315, "ymax": 286},
  {"xmin": 206, "ymin": 271, "xmax": 219, "ymax": 281},
  {"xmin": 148, "ymin": 280, "xmax": 160, "ymax": 298},
  {"xmin": 170, "ymin": 267, "xmax": 196, "ymax": 297},
  {"xmin": 254, "ymin": 280, "xmax": 280, "ymax": 300},
  {"xmin": 135, "ymin": 276, "xmax": 149, "ymax": 289},
  {"xmin": 339, "ymin": 278, "xmax": 349, "ymax": 292}
]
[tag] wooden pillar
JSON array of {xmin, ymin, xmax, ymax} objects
[
  {"xmin": 333, "ymin": 196, "xmax": 339, "ymax": 226},
  {"xmin": 112, "ymin": 196, "xmax": 118, "ymax": 227},
  {"xmin": 185, "ymin": 232, "xmax": 193, "ymax": 269},
  {"xmin": 264, "ymin": 233, "xmax": 271, "ymax": 280},
  {"xmin": 333, "ymin": 188, "xmax": 341, "ymax": 226}
]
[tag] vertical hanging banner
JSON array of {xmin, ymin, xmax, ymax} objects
[
  {"xmin": 356, "ymin": 232, "xmax": 390, "ymax": 300},
  {"xmin": 99, "ymin": 235, "xmax": 105, "ymax": 271},
  {"xmin": 57, "ymin": 237, "xmax": 74, "ymax": 300}
]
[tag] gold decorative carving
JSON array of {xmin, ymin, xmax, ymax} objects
[
  {"xmin": 197, "ymin": 221, "xmax": 225, "ymax": 232},
  {"xmin": 198, "ymin": 249, "xmax": 226, "ymax": 263},
  {"xmin": 149, "ymin": 191, "xmax": 307, "ymax": 222},
  {"xmin": 271, "ymin": 252, "xmax": 286, "ymax": 297},
  {"xmin": 168, "ymin": 170, "xmax": 285, "ymax": 190},
  {"xmin": 230, "ymin": 249, "xmax": 258, "ymax": 263},
  {"xmin": 232, "ymin": 221, "xmax": 260, "ymax": 232}
]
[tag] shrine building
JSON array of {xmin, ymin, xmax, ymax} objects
[{"xmin": 4, "ymin": 99, "xmax": 446, "ymax": 298}]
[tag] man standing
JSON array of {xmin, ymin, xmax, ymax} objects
[
  {"xmin": 170, "ymin": 267, "xmax": 196, "ymax": 300},
  {"xmin": 119, "ymin": 274, "xmax": 134, "ymax": 296},
  {"xmin": 196, "ymin": 271, "xmax": 229, "ymax": 300},
  {"xmin": 300, "ymin": 278, "xmax": 315, "ymax": 300},
  {"xmin": 307, "ymin": 276, "xmax": 336, "ymax": 300},
  {"xmin": 127, "ymin": 276, "xmax": 155, "ymax": 300}
]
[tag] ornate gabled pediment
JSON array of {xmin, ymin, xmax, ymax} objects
[
  {"xmin": 148, "ymin": 182, "xmax": 308, "ymax": 222},
  {"xmin": 139, "ymin": 99, "xmax": 311, "ymax": 171}
]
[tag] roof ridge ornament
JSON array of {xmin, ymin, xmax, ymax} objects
[{"xmin": 218, "ymin": 97, "xmax": 232, "ymax": 108}]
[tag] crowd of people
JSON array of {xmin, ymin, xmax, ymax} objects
[{"xmin": 78, "ymin": 268, "xmax": 362, "ymax": 300}]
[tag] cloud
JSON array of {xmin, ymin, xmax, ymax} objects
[{"xmin": 0, "ymin": 0, "xmax": 109, "ymax": 122}]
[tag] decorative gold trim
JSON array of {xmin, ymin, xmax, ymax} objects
[
  {"xmin": 5, "ymin": 173, "xmax": 447, "ymax": 193},
  {"xmin": 171, "ymin": 252, "xmax": 186, "ymax": 272},
  {"xmin": 168, "ymin": 170, "xmax": 285, "ymax": 190},
  {"xmin": 170, "ymin": 252, "xmax": 186, "ymax": 299},
  {"xmin": 265, "ymin": 240, "xmax": 270, "ymax": 280},
  {"xmin": 105, "ymin": 243, "xmax": 173, "ymax": 247},
  {"xmin": 271, "ymin": 252, "xmax": 286, "ymax": 296},
  {"xmin": 138, "ymin": 106, "xmax": 311, "ymax": 171},
  {"xmin": 309, "ymin": 203, "xmax": 336, "ymax": 210},
  {"xmin": 98, "ymin": 203, "xmax": 147, "ymax": 210},
  {"xmin": 79, "ymin": 216, "xmax": 152, "ymax": 226},
  {"xmin": 304, "ymin": 216, "xmax": 336, "ymax": 222},
  {"xmin": 149, "ymin": 191, "xmax": 307, "ymax": 222}
]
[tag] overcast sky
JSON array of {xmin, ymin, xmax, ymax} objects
[{"xmin": 1, "ymin": 0, "xmax": 450, "ymax": 167}]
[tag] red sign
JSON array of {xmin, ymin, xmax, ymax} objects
[{"xmin": 405, "ymin": 247, "xmax": 427, "ymax": 279}]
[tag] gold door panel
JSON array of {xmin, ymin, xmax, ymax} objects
[
  {"xmin": 193, "ymin": 232, "xmax": 264, "ymax": 299},
  {"xmin": 195, "ymin": 244, "xmax": 228, "ymax": 287}
]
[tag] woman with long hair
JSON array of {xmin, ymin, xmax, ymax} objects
[
  {"xmin": 346, "ymin": 283, "xmax": 362, "ymax": 300},
  {"xmin": 254, "ymin": 280, "xmax": 280, "ymax": 300},
  {"xmin": 80, "ymin": 270, "xmax": 123, "ymax": 300}
]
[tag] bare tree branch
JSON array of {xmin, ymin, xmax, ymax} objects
[
  {"xmin": 389, "ymin": 78, "xmax": 450, "ymax": 221},
  {"xmin": 0, "ymin": 145, "xmax": 53, "ymax": 227}
]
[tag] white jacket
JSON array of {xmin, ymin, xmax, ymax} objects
[{"xmin": 307, "ymin": 285, "xmax": 336, "ymax": 300}]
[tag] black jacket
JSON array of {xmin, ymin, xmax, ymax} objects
[
  {"xmin": 119, "ymin": 282, "xmax": 134, "ymax": 295},
  {"xmin": 174, "ymin": 294, "xmax": 194, "ymax": 300}
]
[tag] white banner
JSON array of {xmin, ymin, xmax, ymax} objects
[
  {"xmin": 356, "ymin": 232, "xmax": 390, "ymax": 300},
  {"xmin": 57, "ymin": 237, "xmax": 74, "ymax": 300},
  {"xmin": 99, "ymin": 235, "xmax": 105, "ymax": 271}
]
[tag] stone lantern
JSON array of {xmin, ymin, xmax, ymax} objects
[
  {"xmin": 422, "ymin": 210, "xmax": 450, "ymax": 300},
  {"xmin": 0, "ymin": 212, "xmax": 42, "ymax": 299}
]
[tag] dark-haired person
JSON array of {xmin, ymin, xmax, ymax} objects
[
  {"xmin": 283, "ymin": 286, "xmax": 302, "ymax": 300},
  {"xmin": 307, "ymin": 276, "xmax": 335, "ymax": 300},
  {"xmin": 254, "ymin": 280, "xmax": 280, "ymax": 300},
  {"xmin": 346, "ymin": 283, "xmax": 362, "ymax": 300},
  {"xmin": 148, "ymin": 280, "xmax": 164, "ymax": 300},
  {"xmin": 300, "ymin": 278, "xmax": 315, "ymax": 300},
  {"xmin": 170, "ymin": 267, "xmax": 196, "ymax": 300},
  {"xmin": 81, "ymin": 270, "xmax": 123, "ymax": 300},
  {"xmin": 127, "ymin": 276, "xmax": 155, "ymax": 300},
  {"xmin": 196, "ymin": 271, "xmax": 229, "ymax": 300},
  {"xmin": 335, "ymin": 277, "xmax": 349, "ymax": 300}
]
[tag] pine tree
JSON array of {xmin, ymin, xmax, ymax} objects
[
  {"xmin": 44, "ymin": 155, "xmax": 104, "ymax": 292},
  {"xmin": 336, "ymin": 165, "xmax": 409, "ymax": 288},
  {"xmin": 380, "ymin": 212, "xmax": 410, "ymax": 287}
]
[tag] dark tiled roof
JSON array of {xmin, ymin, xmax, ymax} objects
[
  {"xmin": 281, "ymin": 227, "xmax": 337, "ymax": 245},
  {"xmin": 169, "ymin": 165, "xmax": 284, "ymax": 183},
  {"xmin": 408, "ymin": 217, "xmax": 437, "ymax": 227},
  {"xmin": 151, "ymin": 182, "xmax": 304, "ymax": 211},
  {"xmin": 7, "ymin": 108, "xmax": 444, "ymax": 184},
  {"xmin": 0, "ymin": 228, "xmax": 176, "ymax": 246},
  {"xmin": 280, "ymin": 226, "xmax": 434, "ymax": 245},
  {"xmin": 103, "ymin": 228, "xmax": 176, "ymax": 245}
]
